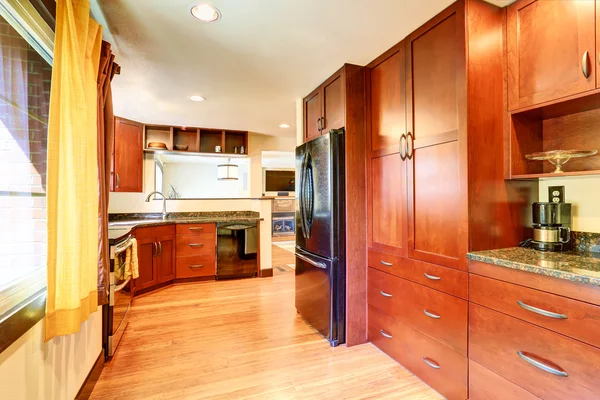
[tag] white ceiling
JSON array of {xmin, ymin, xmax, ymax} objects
[{"xmin": 94, "ymin": 0, "xmax": 514, "ymax": 137}]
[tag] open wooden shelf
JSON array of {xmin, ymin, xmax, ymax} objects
[
  {"xmin": 510, "ymin": 170, "xmax": 600, "ymax": 180},
  {"xmin": 143, "ymin": 124, "xmax": 249, "ymax": 156},
  {"xmin": 143, "ymin": 148, "xmax": 248, "ymax": 158},
  {"xmin": 507, "ymin": 91, "xmax": 600, "ymax": 179}
]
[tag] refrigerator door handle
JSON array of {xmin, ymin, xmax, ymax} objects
[
  {"xmin": 298, "ymin": 153, "xmax": 309, "ymax": 239},
  {"xmin": 295, "ymin": 247, "xmax": 327, "ymax": 269}
]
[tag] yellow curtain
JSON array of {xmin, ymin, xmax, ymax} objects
[{"xmin": 45, "ymin": 0, "xmax": 103, "ymax": 341}]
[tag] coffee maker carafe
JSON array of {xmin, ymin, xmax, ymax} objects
[{"xmin": 530, "ymin": 202, "xmax": 572, "ymax": 251}]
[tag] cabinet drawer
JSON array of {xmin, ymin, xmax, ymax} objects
[
  {"xmin": 469, "ymin": 360, "xmax": 539, "ymax": 400},
  {"xmin": 470, "ymin": 274, "xmax": 600, "ymax": 348},
  {"xmin": 176, "ymin": 223, "xmax": 216, "ymax": 236},
  {"xmin": 469, "ymin": 303, "xmax": 600, "ymax": 400},
  {"xmin": 368, "ymin": 267, "xmax": 467, "ymax": 355},
  {"xmin": 369, "ymin": 248, "xmax": 468, "ymax": 299},
  {"xmin": 176, "ymin": 255, "xmax": 215, "ymax": 278},
  {"xmin": 368, "ymin": 306, "xmax": 467, "ymax": 400},
  {"xmin": 135, "ymin": 224, "xmax": 175, "ymax": 239},
  {"xmin": 176, "ymin": 235, "xmax": 216, "ymax": 257}
]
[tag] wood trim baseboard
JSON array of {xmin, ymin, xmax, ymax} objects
[
  {"xmin": 75, "ymin": 349, "xmax": 104, "ymax": 400},
  {"xmin": 260, "ymin": 268, "xmax": 273, "ymax": 278}
]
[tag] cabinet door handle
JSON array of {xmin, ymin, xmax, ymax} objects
[
  {"xmin": 424, "ymin": 273, "xmax": 441, "ymax": 281},
  {"xmin": 152, "ymin": 242, "xmax": 157, "ymax": 256},
  {"xmin": 423, "ymin": 357, "xmax": 440, "ymax": 369},
  {"xmin": 189, "ymin": 227, "xmax": 204, "ymax": 231},
  {"xmin": 380, "ymin": 329, "xmax": 392, "ymax": 339},
  {"xmin": 189, "ymin": 243, "xmax": 204, "ymax": 248},
  {"xmin": 399, "ymin": 134, "xmax": 407, "ymax": 161},
  {"xmin": 116, "ymin": 173, "xmax": 120, "ymax": 188},
  {"xmin": 380, "ymin": 290, "xmax": 392, "ymax": 298},
  {"xmin": 158, "ymin": 241, "xmax": 162, "ymax": 256},
  {"xmin": 406, "ymin": 132, "xmax": 414, "ymax": 159},
  {"xmin": 189, "ymin": 264, "xmax": 204, "ymax": 269},
  {"xmin": 517, "ymin": 351, "xmax": 568, "ymax": 377},
  {"xmin": 380, "ymin": 260, "xmax": 393, "ymax": 267},
  {"xmin": 582, "ymin": 50, "xmax": 591, "ymax": 78},
  {"xmin": 316, "ymin": 118, "xmax": 321, "ymax": 132},
  {"xmin": 517, "ymin": 300, "xmax": 567, "ymax": 319},
  {"xmin": 424, "ymin": 309, "xmax": 441, "ymax": 319}
]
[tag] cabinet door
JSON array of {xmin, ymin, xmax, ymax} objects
[
  {"xmin": 114, "ymin": 117, "xmax": 143, "ymax": 192},
  {"xmin": 304, "ymin": 88, "xmax": 321, "ymax": 142},
  {"xmin": 368, "ymin": 43, "xmax": 406, "ymax": 156},
  {"xmin": 156, "ymin": 235, "xmax": 175, "ymax": 282},
  {"xmin": 406, "ymin": 7, "xmax": 466, "ymax": 270},
  {"xmin": 322, "ymin": 72, "xmax": 345, "ymax": 132},
  {"xmin": 507, "ymin": 0, "xmax": 595, "ymax": 110},
  {"xmin": 136, "ymin": 237, "xmax": 157, "ymax": 291},
  {"xmin": 368, "ymin": 154, "xmax": 407, "ymax": 256}
]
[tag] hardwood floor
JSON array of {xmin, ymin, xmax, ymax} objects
[{"xmin": 91, "ymin": 244, "xmax": 442, "ymax": 399}]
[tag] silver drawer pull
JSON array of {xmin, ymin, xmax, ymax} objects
[
  {"xmin": 517, "ymin": 351, "xmax": 568, "ymax": 377},
  {"xmin": 380, "ymin": 329, "xmax": 392, "ymax": 339},
  {"xmin": 189, "ymin": 264, "xmax": 204, "ymax": 269},
  {"xmin": 380, "ymin": 260, "xmax": 393, "ymax": 266},
  {"xmin": 424, "ymin": 309, "xmax": 440, "ymax": 319},
  {"xmin": 423, "ymin": 357, "xmax": 440, "ymax": 369},
  {"xmin": 189, "ymin": 243, "xmax": 204, "ymax": 248},
  {"xmin": 380, "ymin": 290, "xmax": 392, "ymax": 298},
  {"xmin": 189, "ymin": 227, "xmax": 204, "ymax": 231},
  {"xmin": 517, "ymin": 300, "xmax": 568, "ymax": 319},
  {"xmin": 424, "ymin": 273, "xmax": 441, "ymax": 281}
]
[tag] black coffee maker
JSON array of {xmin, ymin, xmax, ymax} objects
[{"xmin": 529, "ymin": 202, "xmax": 572, "ymax": 251}]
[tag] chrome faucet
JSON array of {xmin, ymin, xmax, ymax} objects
[{"xmin": 145, "ymin": 191, "xmax": 168, "ymax": 219}]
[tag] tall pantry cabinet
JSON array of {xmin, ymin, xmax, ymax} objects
[{"xmin": 366, "ymin": 1, "xmax": 535, "ymax": 399}]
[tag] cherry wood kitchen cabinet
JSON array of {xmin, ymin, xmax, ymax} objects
[
  {"xmin": 302, "ymin": 64, "xmax": 367, "ymax": 347},
  {"xmin": 134, "ymin": 225, "xmax": 176, "ymax": 293},
  {"xmin": 302, "ymin": 67, "xmax": 348, "ymax": 142},
  {"xmin": 113, "ymin": 117, "xmax": 143, "ymax": 192},
  {"xmin": 507, "ymin": 0, "xmax": 596, "ymax": 111},
  {"xmin": 366, "ymin": 0, "xmax": 539, "ymax": 398},
  {"xmin": 366, "ymin": 41, "xmax": 409, "ymax": 257}
]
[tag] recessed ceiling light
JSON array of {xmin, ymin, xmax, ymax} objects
[
  {"xmin": 279, "ymin": 123, "xmax": 291, "ymax": 128},
  {"xmin": 189, "ymin": 95, "xmax": 206, "ymax": 102},
  {"xmin": 190, "ymin": 4, "xmax": 221, "ymax": 22}
]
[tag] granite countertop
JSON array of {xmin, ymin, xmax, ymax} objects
[
  {"xmin": 467, "ymin": 247, "xmax": 600, "ymax": 287},
  {"xmin": 108, "ymin": 211, "xmax": 262, "ymax": 242}
]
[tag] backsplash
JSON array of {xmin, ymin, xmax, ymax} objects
[{"xmin": 571, "ymin": 231, "xmax": 600, "ymax": 253}]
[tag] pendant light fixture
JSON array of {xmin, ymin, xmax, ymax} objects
[{"xmin": 217, "ymin": 158, "xmax": 238, "ymax": 180}]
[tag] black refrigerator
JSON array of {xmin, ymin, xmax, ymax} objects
[{"xmin": 295, "ymin": 128, "xmax": 345, "ymax": 347}]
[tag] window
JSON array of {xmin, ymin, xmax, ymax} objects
[{"xmin": 0, "ymin": 1, "xmax": 53, "ymax": 316}]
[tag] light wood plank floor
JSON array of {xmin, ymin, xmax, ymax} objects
[{"xmin": 90, "ymin": 245, "xmax": 442, "ymax": 400}]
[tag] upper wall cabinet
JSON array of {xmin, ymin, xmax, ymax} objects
[
  {"xmin": 113, "ymin": 117, "xmax": 143, "ymax": 192},
  {"xmin": 366, "ymin": 41, "xmax": 408, "ymax": 257},
  {"xmin": 302, "ymin": 67, "xmax": 346, "ymax": 142},
  {"xmin": 368, "ymin": 42, "xmax": 406, "ymax": 157},
  {"xmin": 507, "ymin": 0, "xmax": 596, "ymax": 111}
]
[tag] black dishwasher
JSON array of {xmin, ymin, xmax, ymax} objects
[{"xmin": 216, "ymin": 221, "xmax": 258, "ymax": 279}]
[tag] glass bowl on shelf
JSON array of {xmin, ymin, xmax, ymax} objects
[{"xmin": 525, "ymin": 149, "xmax": 598, "ymax": 173}]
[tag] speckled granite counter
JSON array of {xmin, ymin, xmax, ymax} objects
[
  {"xmin": 108, "ymin": 211, "xmax": 262, "ymax": 243},
  {"xmin": 467, "ymin": 247, "xmax": 600, "ymax": 287}
]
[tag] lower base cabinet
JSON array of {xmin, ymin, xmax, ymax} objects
[
  {"xmin": 134, "ymin": 223, "xmax": 217, "ymax": 294},
  {"xmin": 135, "ymin": 225, "xmax": 176, "ymax": 292},
  {"xmin": 369, "ymin": 306, "xmax": 467, "ymax": 400},
  {"xmin": 469, "ymin": 360, "xmax": 539, "ymax": 400}
]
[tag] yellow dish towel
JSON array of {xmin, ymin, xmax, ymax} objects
[{"xmin": 124, "ymin": 238, "xmax": 139, "ymax": 280}]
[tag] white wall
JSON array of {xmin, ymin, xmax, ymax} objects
[
  {"xmin": 0, "ymin": 306, "xmax": 102, "ymax": 400},
  {"xmin": 539, "ymin": 177, "xmax": 600, "ymax": 233},
  {"xmin": 162, "ymin": 160, "xmax": 250, "ymax": 199}
]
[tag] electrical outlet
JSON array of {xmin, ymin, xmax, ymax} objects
[{"xmin": 548, "ymin": 186, "xmax": 565, "ymax": 203}]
